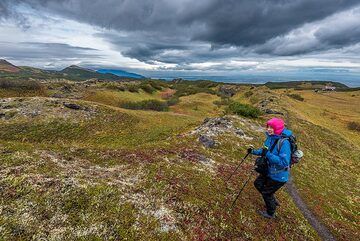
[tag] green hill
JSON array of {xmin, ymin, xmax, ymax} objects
[
  {"xmin": 61, "ymin": 65, "xmax": 121, "ymax": 81},
  {"xmin": 0, "ymin": 59, "xmax": 21, "ymax": 73},
  {"xmin": 0, "ymin": 77, "xmax": 359, "ymax": 240},
  {"xmin": 0, "ymin": 60, "xmax": 138, "ymax": 82}
]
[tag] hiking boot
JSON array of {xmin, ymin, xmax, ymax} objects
[{"xmin": 257, "ymin": 210, "xmax": 275, "ymax": 219}]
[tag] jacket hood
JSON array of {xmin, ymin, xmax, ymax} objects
[{"xmin": 281, "ymin": 128, "xmax": 292, "ymax": 137}]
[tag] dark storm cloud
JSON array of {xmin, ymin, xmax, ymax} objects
[
  {"xmin": 315, "ymin": 25, "xmax": 360, "ymax": 48},
  {"xmin": 0, "ymin": 42, "xmax": 99, "ymax": 60},
  {"xmin": 187, "ymin": 0, "xmax": 360, "ymax": 46},
  {"xmin": 2, "ymin": 0, "xmax": 360, "ymax": 63},
  {"xmin": 0, "ymin": 1, "xmax": 29, "ymax": 28},
  {"xmin": 0, "ymin": 1, "xmax": 12, "ymax": 19}
]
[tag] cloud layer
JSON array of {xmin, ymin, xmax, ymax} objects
[{"xmin": 0, "ymin": 0, "xmax": 360, "ymax": 72}]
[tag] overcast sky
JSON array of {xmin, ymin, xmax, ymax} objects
[{"xmin": 1, "ymin": 0, "xmax": 360, "ymax": 83}]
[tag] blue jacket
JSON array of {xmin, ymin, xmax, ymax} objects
[{"xmin": 252, "ymin": 128, "xmax": 292, "ymax": 182}]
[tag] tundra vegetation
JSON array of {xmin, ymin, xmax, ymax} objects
[{"xmin": 0, "ymin": 74, "xmax": 359, "ymax": 240}]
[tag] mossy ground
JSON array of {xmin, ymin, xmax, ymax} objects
[
  {"xmin": 276, "ymin": 90, "xmax": 360, "ymax": 240},
  {"xmin": 1, "ymin": 81, "xmax": 357, "ymax": 240}
]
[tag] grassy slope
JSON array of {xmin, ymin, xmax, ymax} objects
[
  {"xmin": 281, "ymin": 90, "xmax": 360, "ymax": 145},
  {"xmin": 0, "ymin": 85, "xmax": 326, "ymax": 240},
  {"xmin": 83, "ymin": 89, "xmax": 164, "ymax": 107},
  {"xmin": 276, "ymin": 90, "xmax": 360, "ymax": 240}
]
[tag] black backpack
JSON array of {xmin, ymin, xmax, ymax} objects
[{"xmin": 278, "ymin": 134, "xmax": 302, "ymax": 167}]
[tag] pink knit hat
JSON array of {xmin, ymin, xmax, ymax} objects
[{"xmin": 267, "ymin": 118, "xmax": 285, "ymax": 135}]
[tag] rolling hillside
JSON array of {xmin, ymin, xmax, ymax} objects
[
  {"xmin": 0, "ymin": 78, "xmax": 358, "ymax": 240},
  {"xmin": 0, "ymin": 60, "xmax": 144, "ymax": 82}
]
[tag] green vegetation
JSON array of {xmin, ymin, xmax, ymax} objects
[
  {"xmin": 120, "ymin": 99, "xmax": 169, "ymax": 111},
  {"xmin": 139, "ymin": 83, "xmax": 157, "ymax": 94},
  {"xmin": 265, "ymin": 81, "xmax": 348, "ymax": 90},
  {"xmin": 0, "ymin": 76, "xmax": 358, "ymax": 240},
  {"xmin": 244, "ymin": 90, "xmax": 254, "ymax": 98},
  {"xmin": 171, "ymin": 80, "xmax": 219, "ymax": 97},
  {"xmin": 166, "ymin": 96, "xmax": 180, "ymax": 106},
  {"xmin": 0, "ymin": 79, "xmax": 43, "ymax": 91},
  {"xmin": 0, "ymin": 60, "xmax": 144, "ymax": 82},
  {"xmin": 227, "ymin": 102, "xmax": 262, "ymax": 118},
  {"xmin": 288, "ymin": 93, "xmax": 305, "ymax": 101},
  {"xmin": 347, "ymin": 121, "xmax": 360, "ymax": 132},
  {"xmin": 60, "ymin": 65, "xmax": 120, "ymax": 81},
  {"xmin": 213, "ymin": 97, "xmax": 234, "ymax": 107},
  {"xmin": 0, "ymin": 79, "xmax": 47, "ymax": 97},
  {"xmin": 280, "ymin": 89, "xmax": 360, "ymax": 240}
]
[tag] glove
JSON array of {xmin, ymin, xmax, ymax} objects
[{"xmin": 247, "ymin": 148, "xmax": 253, "ymax": 154}]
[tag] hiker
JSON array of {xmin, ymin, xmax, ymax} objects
[{"xmin": 247, "ymin": 118, "xmax": 292, "ymax": 219}]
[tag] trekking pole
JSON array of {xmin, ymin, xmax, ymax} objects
[
  {"xmin": 229, "ymin": 168, "xmax": 255, "ymax": 211},
  {"xmin": 226, "ymin": 152, "xmax": 250, "ymax": 183}
]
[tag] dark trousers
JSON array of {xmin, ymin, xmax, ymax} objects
[{"xmin": 254, "ymin": 175, "xmax": 285, "ymax": 215}]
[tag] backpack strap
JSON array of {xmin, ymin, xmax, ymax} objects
[
  {"xmin": 267, "ymin": 138, "xmax": 291, "ymax": 174},
  {"xmin": 277, "ymin": 137, "xmax": 292, "ymax": 169},
  {"xmin": 270, "ymin": 139, "xmax": 279, "ymax": 152},
  {"xmin": 261, "ymin": 139, "xmax": 279, "ymax": 157},
  {"xmin": 277, "ymin": 137, "xmax": 288, "ymax": 152}
]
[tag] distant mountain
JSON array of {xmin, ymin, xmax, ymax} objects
[
  {"xmin": 19, "ymin": 66, "xmax": 54, "ymax": 75},
  {"xmin": 0, "ymin": 59, "xmax": 21, "ymax": 73},
  {"xmin": 0, "ymin": 60, "xmax": 133, "ymax": 81},
  {"xmin": 61, "ymin": 65, "xmax": 121, "ymax": 81},
  {"xmin": 97, "ymin": 69, "xmax": 145, "ymax": 79}
]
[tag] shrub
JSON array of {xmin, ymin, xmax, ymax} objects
[
  {"xmin": 227, "ymin": 102, "xmax": 262, "ymax": 118},
  {"xmin": 117, "ymin": 86, "xmax": 126, "ymax": 91},
  {"xmin": 348, "ymin": 121, "xmax": 360, "ymax": 132},
  {"xmin": 127, "ymin": 85, "xmax": 139, "ymax": 93},
  {"xmin": 213, "ymin": 97, "xmax": 233, "ymax": 107},
  {"xmin": 139, "ymin": 83, "xmax": 156, "ymax": 94},
  {"xmin": 171, "ymin": 80, "xmax": 218, "ymax": 98},
  {"xmin": 166, "ymin": 97, "xmax": 180, "ymax": 106},
  {"xmin": 288, "ymin": 93, "xmax": 304, "ymax": 101},
  {"xmin": 102, "ymin": 83, "xmax": 126, "ymax": 91},
  {"xmin": 249, "ymin": 96, "xmax": 260, "ymax": 104},
  {"xmin": 0, "ymin": 79, "xmax": 43, "ymax": 91},
  {"xmin": 244, "ymin": 91, "xmax": 253, "ymax": 98},
  {"xmin": 148, "ymin": 80, "xmax": 167, "ymax": 90},
  {"xmin": 120, "ymin": 99, "xmax": 169, "ymax": 111}
]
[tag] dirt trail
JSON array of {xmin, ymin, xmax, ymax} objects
[
  {"xmin": 286, "ymin": 178, "xmax": 336, "ymax": 241},
  {"xmin": 284, "ymin": 109, "xmax": 337, "ymax": 241}
]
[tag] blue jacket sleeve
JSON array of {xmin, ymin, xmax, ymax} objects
[
  {"xmin": 252, "ymin": 148, "xmax": 263, "ymax": 156},
  {"xmin": 266, "ymin": 139, "xmax": 291, "ymax": 167},
  {"xmin": 252, "ymin": 135, "xmax": 271, "ymax": 156}
]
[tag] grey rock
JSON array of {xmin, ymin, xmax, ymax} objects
[
  {"xmin": 235, "ymin": 128, "xmax": 245, "ymax": 136},
  {"xmin": 61, "ymin": 85, "xmax": 72, "ymax": 93},
  {"xmin": 219, "ymin": 85, "xmax": 237, "ymax": 97},
  {"xmin": 198, "ymin": 154, "xmax": 211, "ymax": 163},
  {"xmin": 51, "ymin": 93, "xmax": 64, "ymax": 98},
  {"xmin": 30, "ymin": 110, "xmax": 40, "ymax": 117},
  {"xmin": 203, "ymin": 117, "xmax": 211, "ymax": 124},
  {"xmin": 264, "ymin": 109, "xmax": 284, "ymax": 115},
  {"xmin": 199, "ymin": 135, "xmax": 215, "ymax": 148},
  {"xmin": 2, "ymin": 105, "xmax": 12, "ymax": 109},
  {"xmin": 63, "ymin": 102, "xmax": 82, "ymax": 110}
]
